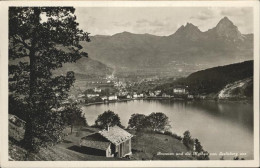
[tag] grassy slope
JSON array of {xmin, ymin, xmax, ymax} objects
[
  {"xmin": 129, "ymin": 130, "xmax": 194, "ymax": 160},
  {"xmin": 9, "ymin": 120, "xmax": 193, "ymax": 161}
]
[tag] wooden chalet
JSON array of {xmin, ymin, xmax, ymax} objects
[{"xmin": 80, "ymin": 126, "xmax": 133, "ymax": 157}]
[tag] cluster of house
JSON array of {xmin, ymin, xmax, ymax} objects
[
  {"xmin": 172, "ymin": 86, "xmax": 207, "ymax": 99},
  {"xmin": 101, "ymin": 95, "xmax": 118, "ymax": 101},
  {"xmin": 65, "ymin": 85, "xmax": 208, "ymax": 104}
]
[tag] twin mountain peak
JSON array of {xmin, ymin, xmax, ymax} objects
[
  {"xmin": 109, "ymin": 17, "xmax": 247, "ymax": 42},
  {"xmin": 171, "ymin": 17, "xmax": 244, "ymax": 41}
]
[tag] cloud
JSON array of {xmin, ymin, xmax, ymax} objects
[
  {"xmin": 190, "ymin": 8, "xmax": 219, "ymax": 20},
  {"xmin": 113, "ymin": 21, "xmax": 132, "ymax": 27},
  {"xmin": 134, "ymin": 19, "xmax": 178, "ymax": 35},
  {"xmin": 136, "ymin": 19, "xmax": 150, "ymax": 24},
  {"xmin": 85, "ymin": 16, "xmax": 96, "ymax": 25},
  {"xmin": 220, "ymin": 7, "xmax": 252, "ymax": 17},
  {"xmin": 136, "ymin": 19, "xmax": 166, "ymax": 27},
  {"xmin": 191, "ymin": 7, "xmax": 253, "ymax": 21},
  {"xmin": 150, "ymin": 20, "xmax": 165, "ymax": 27}
]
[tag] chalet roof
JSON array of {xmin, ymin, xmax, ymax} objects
[
  {"xmin": 99, "ymin": 126, "xmax": 133, "ymax": 146},
  {"xmin": 81, "ymin": 133, "xmax": 111, "ymax": 151}
]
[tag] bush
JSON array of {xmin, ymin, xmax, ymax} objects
[
  {"xmin": 164, "ymin": 131, "xmax": 182, "ymax": 141},
  {"xmin": 171, "ymin": 133, "xmax": 183, "ymax": 141}
]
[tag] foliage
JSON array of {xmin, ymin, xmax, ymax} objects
[
  {"xmin": 28, "ymin": 110, "xmax": 66, "ymax": 148},
  {"xmin": 143, "ymin": 112, "xmax": 171, "ymax": 132},
  {"xmin": 95, "ymin": 110, "xmax": 122, "ymax": 129},
  {"xmin": 233, "ymin": 156, "xmax": 245, "ymax": 160},
  {"xmin": 127, "ymin": 112, "xmax": 171, "ymax": 132},
  {"xmin": 182, "ymin": 131, "xmax": 209, "ymax": 160},
  {"xmin": 194, "ymin": 138, "xmax": 209, "ymax": 160},
  {"xmin": 100, "ymin": 88, "xmax": 111, "ymax": 96},
  {"xmin": 194, "ymin": 138, "xmax": 203, "ymax": 153},
  {"xmin": 182, "ymin": 130, "xmax": 194, "ymax": 150},
  {"xmin": 61, "ymin": 103, "xmax": 87, "ymax": 133},
  {"xmin": 85, "ymin": 97, "xmax": 103, "ymax": 104},
  {"xmin": 9, "ymin": 7, "xmax": 90, "ymax": 152},
  {"xmin": 9, "ymin": 95, "xmax": 28, "ymax": 121},
  {"xmin": 163, "ymin": 131, "xmax": 182, "ymax": 141},
  {"xmin": 128, "ymin": 114, "xmax": 146, "ymax": 129},
  {"xmin": 233, "ymin": 156, "xmax": 239, "ymax": 160},
  {"xmin": 84, "ymin": 89, "xmax": 95, "ymax": 94}
]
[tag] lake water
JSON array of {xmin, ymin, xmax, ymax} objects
[{"xmin": 82, "ymin": 100, "xmax": 253, "ymax": 160}]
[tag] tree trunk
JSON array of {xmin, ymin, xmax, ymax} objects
[
  {"xmin": 71, "ymin": 125, "xmax": 73, "ymax": 134},
  {"xmin": 22, "ymin": 7, "xmax": 41, "ymax": 151},
  {"xmin": 22, "ymin": 116, "xmax": 34, "ymax": 151}
]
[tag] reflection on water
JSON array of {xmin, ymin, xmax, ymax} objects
[{"xmin": 82, "ymin": 100, "xmax": 253, "ymax": 160}]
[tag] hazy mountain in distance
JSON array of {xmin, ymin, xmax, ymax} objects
[
  {"xmin": 53, "ymin": 57, "xmax": 113, "ymax": 77},
  {"xmin": 9, "ymin": 56, "xmax": 113, "ymax": 78},
  {"xmin": 79, "ymin": 17, "xmax": 253, "ymax": 77}
]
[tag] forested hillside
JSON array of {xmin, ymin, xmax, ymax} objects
[
  {"xmin": 157, "ymin": 60, "xmax": 253, "ymax": 96},
  {"xmin": 185, "ymin": 60, "xmax": 253, "ymax": 94}
]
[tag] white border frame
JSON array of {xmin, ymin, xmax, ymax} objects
[{"xmin": 0, "ymin": 1, "xmax": 259, "ymax": 167}]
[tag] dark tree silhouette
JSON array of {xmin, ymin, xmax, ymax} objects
[
  {"xmin": 95, "ymin": 110, "xmax": 122, "ymax": 129},
  {"xmin": 194, "ymin": 138, "xmax": 203, "ymax": 153},
  {"xmin": 128, "ymin": 113, "xmax": 146, "ymax": 129},
  {"xmin": 62, "ymin": 103, "xmax": 87, "ymax": 134},
  {"xmin": 9, "ymin": 7, "xmax": 90, "ymax": 151},
  {"xmin": 182, "ymin": 130, "xmax": 193, "ymax": 150},
  {"xmin": 194, "ymin": 138, "xmax": 209, "ymax": 160},
  {"xmin": 144, "ymin": 112, "xmax": 171, "ymax": 132}
]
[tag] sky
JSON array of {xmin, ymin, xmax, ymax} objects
[{"xmin": 75, "ymin": 7, "xmax": 253, "ymax": 36}]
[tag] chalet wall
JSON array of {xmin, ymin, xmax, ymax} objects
[
  {"xmin": 115, "ymin": 139, "xmax": 131, "ymax": 157},
  {"xmin": 81, "ymin": 146, "xmax": 107, "ymax": 156}
]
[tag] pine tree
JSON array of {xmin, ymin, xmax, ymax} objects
[{"xmin": 9, "ymin": 7, "xmax": 90, "ymax": 152}]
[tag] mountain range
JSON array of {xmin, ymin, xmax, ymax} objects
[{"xmin": 75, "ymin": 16, "xmax": 253, "ymax": 77}]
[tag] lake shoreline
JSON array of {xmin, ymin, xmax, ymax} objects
[{"xmin": 82, "ymin": 97, "xmax": 253, "ymax": 107}]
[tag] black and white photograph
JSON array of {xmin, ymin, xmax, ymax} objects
[{"xmin": 0, "ymin": 1, "xmax": 259, "ymax": 167}]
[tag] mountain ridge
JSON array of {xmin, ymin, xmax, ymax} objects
[
  {"xmin": 80, "ymin": 16, "xmax": 253, "ymax": 77},
  {"xmin": 95, "ymin": 17, "xmax": 252, "ymax": 37}
]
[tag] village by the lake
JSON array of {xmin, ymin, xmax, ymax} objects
[{"xmin": 7, "ymin": 6, "xmax": 255, "ymax": 162}]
